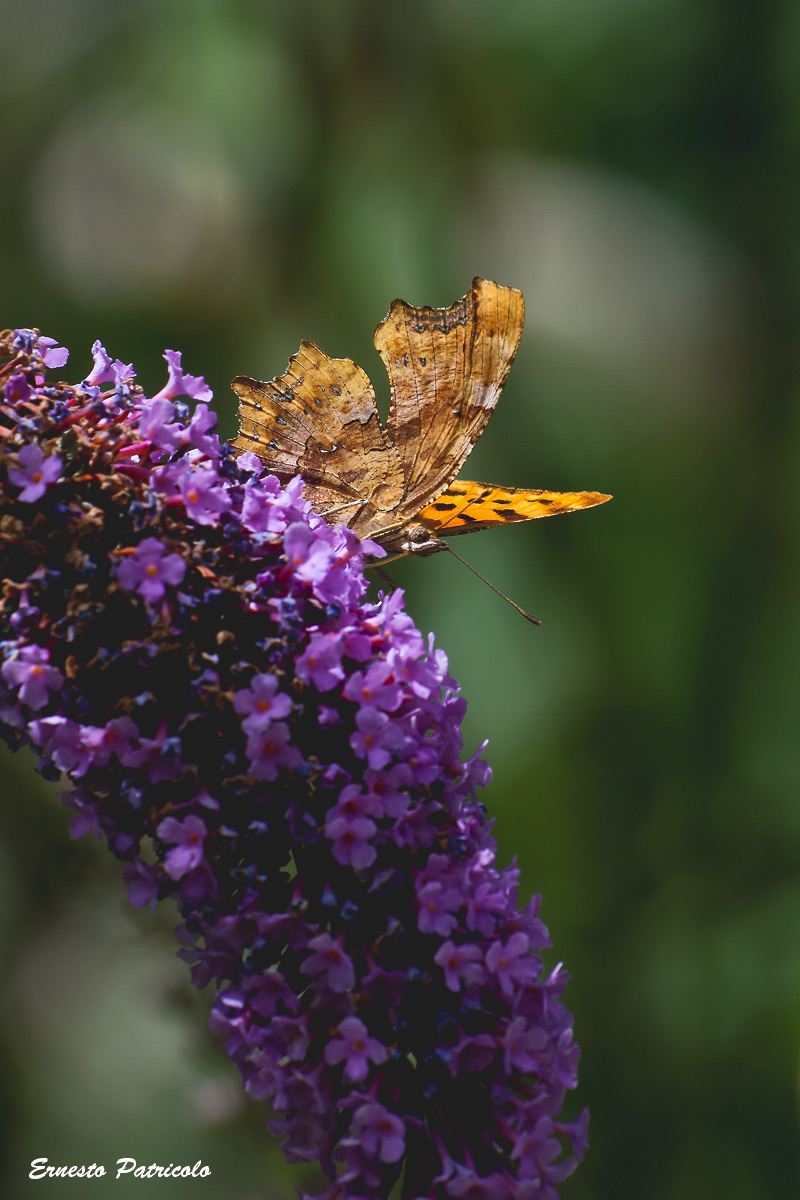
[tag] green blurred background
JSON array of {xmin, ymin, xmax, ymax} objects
[{"xmin": 2, "ymin": 1, "xmax": 800, "ymax": 1196}]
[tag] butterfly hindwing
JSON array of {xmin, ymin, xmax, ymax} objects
[
  {"xmin": 419, "ymin": 481, "xmax": 612, "ymax": 536},
  {"xmin": 373, "ymin": 278, "xmax": 525, "ymax": 519}
]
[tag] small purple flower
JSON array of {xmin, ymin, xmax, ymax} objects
[
  {"xmin": 119, "ymin": 726, "xmax": 181, "ymax": 783},
  {"xmin": 363, "ymin": 763, "xmax": 413, "ymax": 817},
  {"xmin": 350, "ymin": 1101, "xmax": 405, "ymax": 1164},
  {"xmin": 1, "ymin": 644, "xmax": 63, "ymax": 709},
  {"xmin": 284, "ymin": 521, "xmax": 334, "ymax": 587},
  {"xmin": 179, "ymin": 464, "xmax": 232, "ymax": 525},
  {"xmin": 186, "ymin": 403, "xmax": 221, "ymax": 457},
  {"xmin": 61, "ymin": 786, "xmax": 103, "ymax": 841},
  {"xmin": 136, "ymin": 396, "xmax": 183, "ymax": 451},
  {"xmin": 233, "ymin": 673, "xmax": 292, "ymax": 733},
  {"xmin": 503, "ymin": 1016, "xmax": 549, "ymax": 1075},
  {"xmin": 39, "ymin": 336, "xmax": 69, "ymax": 369},
  {"xmin": 325, "ymin": 812, "xmax": 378, "ymax": 870},
  {"xmin": 242, "ymin": 473, "xmax": 306, "ymax": 536},
  {"xmin": 116, "ymin": 537, "xmax": 186, "ymax": 603},
  {"xmin": 244, "ymin": 721, "xmax": 302, "ymax": 780},
  {"xmin": 79, "ymin": 717, "xmax": 139, "ymax": 767},
  {"xmin": 296, "ymin": 632, "xmax": 345, "ymax": 691},
  {"xmin": 300, "ymin": 933, "xmax": 356, "ymax": 993},
  {"xmin": 486, "ymin": 932, "xmax": 540, "ymax": 998},
  {"xmin": 4, "ymin": 372, "xmax": 33, "ymax": 404},
  {"xmin": 434, "ymin": 939, "xmax": 486, "ymax": 992},
  {"xmin": 324, "ymin": 1016, "xmax": 387, "ymax": 1082},
  {"xmin": 417, "ymin": 880, "xmax": 463, "ymax": 937},
  {"xmin": 30, "ymin": 715, "xmax": 92, "ymax": 777},
  {"xmin": 330, "ymin": 783, "xmax": 382, "ymax": 821},
  {"xmin": 7, "ymin": 443, "xmax": 63, "ymax": 502},
  {"xmin": 342, "ymin": 660, "xmax": 402, "ymax": 711},
  {"xmin": 157, "ymin": 814, "xmax": 208, "ymax": 881},
  {"xmin": 152, "ymin": 349, "xmax": 213, "ymax": 404},
  {"xmin": 122, "ymin": 859, "xmax": 160, "ymax": 909},
  {"xmin": 84, "ymin": 340, "xmax": 115, "ymax": 386},
  {"xmin": 349, "ymin": 706, "xmax": 406, "ymax": 769}
]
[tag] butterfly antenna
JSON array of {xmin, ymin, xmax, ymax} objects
[{"xmin": 444, "ymin": 545, "xmax": 541, "ymax": 626}]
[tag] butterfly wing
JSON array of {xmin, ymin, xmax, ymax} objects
[
  {"xmin": 419, "ymin": 480, "xmax": 612, "ymax": 536},
  {"xmin": 373, "ymin": 277, "xmax": 525, "ymax": 519},
  {"xmin": 231, "ymin": 340, "xmax": 406, "ymax": 538}
]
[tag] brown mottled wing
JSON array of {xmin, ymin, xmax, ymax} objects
[
  {"xmin": 373, "ymin": 277, "xmax": 525, "ymax": 518},
  {"xmin": 419, "ymin": 480, "xmax": 612, "ymax": 535},
  {"xmin": 231, "ymin": 341, "xmax": 406, "ymax": 538}
]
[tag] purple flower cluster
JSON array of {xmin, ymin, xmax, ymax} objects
[{"xmin": 0, "ymin": 328, "xmax": 587, "ymax": 1198}]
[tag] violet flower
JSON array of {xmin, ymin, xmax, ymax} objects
[{"xmin": 0, "ymin": 327, "xmax": 588, "ymax": 1199}]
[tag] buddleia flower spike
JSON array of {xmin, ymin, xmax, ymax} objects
[{"xmin": 0, "ymin": 327, "xmax": 588, "ymax": 1199}]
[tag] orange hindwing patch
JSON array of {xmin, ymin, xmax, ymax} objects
[{"xmin": 232, "ymin": 278, "xmax": 610, "ymax": 557}]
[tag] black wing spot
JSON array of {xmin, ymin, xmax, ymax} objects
[
  {"xmin": 269, "ymin": 440, "xmax": 278, "ymax": 450},
  {"xmin": 537, "ymin": 498, "xmax": 552, "ymax": 505},
  {"xmin": 493, "ymin": 497, "xmax": 512, "ymax": 505},
  {"xmin": 432, "ymin": 501, "xmax": 457, "ymax": 511},
  {"xmin": 314, "ymin": 398, "xmax": 323, "ymax": 407},
  {"xmin": 419, "ymin": 356, "xmax": 426, "ymax": 366},
  {"xmin": 276, "ymin": 415, "xmax": 288, "ymax": 425},
  {"xmin": 331, "ymin": 385, "xmax": 341, "ymax": 396}
]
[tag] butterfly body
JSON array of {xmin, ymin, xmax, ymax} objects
[{"xmin": 232, "ymin": 278, "xmax": 610, "ymax": 554}]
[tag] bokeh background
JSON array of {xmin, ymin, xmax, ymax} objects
[{"xmin": 2, "ymin": 1, "xmax": 800, "ymax": 1197}]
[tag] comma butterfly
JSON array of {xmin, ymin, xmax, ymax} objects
[{"xmin": 231, "ymin": 278, "xmax": 610, "ymax": 558}]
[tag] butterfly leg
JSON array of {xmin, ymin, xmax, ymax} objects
[{"xmin": 370, "ymin": 566, "xmax": 400, "ymax": 592}]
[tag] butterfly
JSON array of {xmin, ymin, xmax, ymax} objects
[{"xmin": 231, "ymin": 277, "xmax": 610, "ymax": 559}]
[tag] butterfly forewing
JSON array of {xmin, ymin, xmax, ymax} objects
[
  {"xmin": 231, "ymin": 340, "xmax": 406, "ymax": 536},
  {"xmin": 373, "ymin": 278, "xmax": 525, "ymax": 518},
  {"xmin": 419, "ymin": 481, "xmax": 612, "ymax": 536}
]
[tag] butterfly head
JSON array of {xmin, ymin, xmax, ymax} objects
[{"xmin": 380, "ymin": 522, "xmax": 447, "ymax": 558}]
